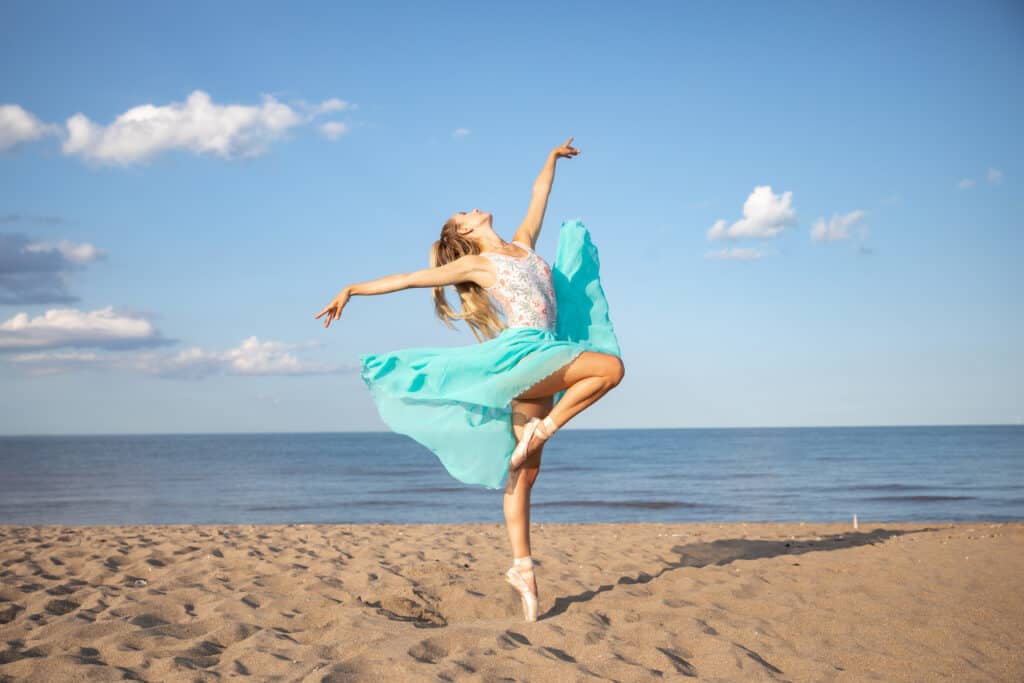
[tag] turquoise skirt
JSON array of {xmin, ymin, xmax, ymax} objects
[{"xmin": 359, "ymin": 219, "xmax": 622, "ymax": 490}]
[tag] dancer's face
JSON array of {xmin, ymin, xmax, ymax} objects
[{"xmin": 451, "ymin": 208, "xmax": 492, "ymax": 238}]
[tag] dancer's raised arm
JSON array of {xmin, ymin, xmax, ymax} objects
[
  {"xmin": 314, "ymin": 254, "xmax": 490, "ymax": 328},
  {"xmin": 512, "ymin": 137, "xmax": 580, "ymax": 249}
]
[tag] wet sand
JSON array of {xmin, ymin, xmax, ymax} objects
[{"xmin": 1, "ymin": 521, "xmax": 1022, "ymax": 681}]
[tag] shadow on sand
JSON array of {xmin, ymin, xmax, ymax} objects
[{"xmin": 543, "ymin": 525, "xmax": 945, "ymax": 620}]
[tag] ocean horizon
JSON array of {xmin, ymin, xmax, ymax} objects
[{"xmin": 2, "ymin": 425, "xmax": 1021, "ymax": 526}]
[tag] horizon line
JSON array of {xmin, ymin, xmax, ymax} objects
[{"xmin": 1, "ymin": 422, "xmax": 1020, "ymax": 438}]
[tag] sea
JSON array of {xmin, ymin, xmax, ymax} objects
[{"xmin": 0, "ymin": 426, "xmax": 1021, "ymax": 526}]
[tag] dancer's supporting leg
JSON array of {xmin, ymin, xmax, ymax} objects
[{"xmin": 503, "ymin": 395, "xmax": 551, "ymax": 615}]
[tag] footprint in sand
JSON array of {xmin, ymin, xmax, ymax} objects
[{"xmin": 407, "ymin": 637, "xmax": 448, "ymax": 663}]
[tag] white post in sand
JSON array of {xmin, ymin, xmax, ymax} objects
[{"xmin": 853, "ymin": 513, "xmax": 859, "ymax": 530}]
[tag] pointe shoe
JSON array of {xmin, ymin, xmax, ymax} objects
[
  {"xmin": 509, "ymin": 415, "xmax": 559, "ymax": 472},
  {"xmin": 504, "ymin": 557, "xmax": 538, "ymax": 622},
  {"xmin": 534, "ymin": 415, "xmax": 558, "ymax": 444},
  {"xmin": 509, "ymin": 417, "xmax": 540, "ymax": 472}
]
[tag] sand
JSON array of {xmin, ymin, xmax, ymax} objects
[{"xmin": 0, "ymin": 520, "xmax": 1021, "ymax": 682}]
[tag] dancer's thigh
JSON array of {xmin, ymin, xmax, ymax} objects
[{"xmin": 514, "ymin": 351, "xmax": 620, "ymax": 401}]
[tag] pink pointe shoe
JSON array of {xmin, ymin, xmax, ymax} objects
[
  {"xmin": 509, "ymin": 416, "xmax": 558, "ymax": 472},
  {"xmin": 504, "ymin": 556, "xmax": 538, "ymax": 622}
]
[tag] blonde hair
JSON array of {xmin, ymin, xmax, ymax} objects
[{"xmin": 431, "ymin": 219, "xmax": 506, "ymax": 342}]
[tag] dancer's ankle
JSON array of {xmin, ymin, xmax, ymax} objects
[{"xmin": 513, "ymin": 555, "xmax": 533, "ymax": 572}]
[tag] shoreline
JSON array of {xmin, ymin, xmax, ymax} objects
[{"xmin": 2, "ymin": 521, "xmax": 1021, "ymax": 680}]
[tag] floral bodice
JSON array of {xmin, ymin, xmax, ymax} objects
[{"xmin": 481, "ymin": 240, "xmax": 557, "ymax": 331}]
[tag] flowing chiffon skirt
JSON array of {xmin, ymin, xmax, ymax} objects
[{"xmin": 359, "ymin": 218, "xmax": 621, "ymax": 489}]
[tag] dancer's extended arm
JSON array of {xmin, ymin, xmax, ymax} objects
[
  {"xmin": 314, "ymin": 255, "xmax": 490, "ymax": 328},
  {"xmin": 512, "ymin": 137, "xmax": 580, "ymax": 249}
]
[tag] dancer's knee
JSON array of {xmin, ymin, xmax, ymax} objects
[
  {"xmin": 601, "ymin": 355, "xmax": 625, "ymax": 388},
  {"xmin": 506, "ymin": 459, "xmax": 541, "ymax": 494},
  {"xmin": 520, "ymin": 446, "xmax": 544, "ymax": 481}
]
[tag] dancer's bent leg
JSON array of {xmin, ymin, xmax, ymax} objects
[{"xmin": 513, "ymin": 351, "xmax": 624, "ymax": 441}]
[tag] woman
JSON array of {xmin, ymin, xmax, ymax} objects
[{"xmin": 314, "ymin": 137, "xmax": 625, "ymax": 622}]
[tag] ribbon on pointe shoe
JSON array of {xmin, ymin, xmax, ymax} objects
[{"xmin": 534, "ymin": 415, "xmax": 558, "ymax": 443}]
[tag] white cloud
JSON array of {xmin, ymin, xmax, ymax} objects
[
  {"xmin": 319, "ymin": 121, "xmax": 349, "ymax": 140},
  {"xmin": 0, "ymin": 306, "xmax": 166, "ymax": 350},
  {"xmin": 0, "ymin": 104, "xmax": 61, "ymax": 150},
  {"xmin": 987, "ymin": 167, "xmax": 1003, "ymax": 184},
  {"xmin": 23, "ymin": 239, "xmax": 104, "ymax": 264},
  {"xmin": 811, "ymin": 209, "xmax": 865, "ymax": 243},
  {"xmin": 704, "ymin": 247, "xmax": 768, "ymax": 261},
  {"xmin": 958, "ymin": 178, "xmax": 975, "ymax": 190},
  {"xmin": 306, "ymin": 98, "xmax": 354, "ymax": 116},
  {"xmin": 452, "ymin": 128, "xmax": 470, "ymax": 138},
  {"xmin": 59, "ymin": 90, "xmax": 351, "ymax": 165},
  {"xmin": 8, "ymin": 334, "xmax": 349, "ymax": 379},
  {"xmin": 222, "ymin": 336, "xmax": 322, "ymax": 375},
  {"xmin": 707, "ymin": 186, "xmax": 796, "ymax": 240}
]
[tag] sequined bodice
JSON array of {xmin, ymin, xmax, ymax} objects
[{"xmin": 481, "ymin": 241, "xmax": 557, "ymax": 331}]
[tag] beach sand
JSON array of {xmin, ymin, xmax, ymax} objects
[{"xmin": 0, "ymin": 521, "xmax": 1021, "ymax": 681}]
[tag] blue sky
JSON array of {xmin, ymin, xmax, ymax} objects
[{"xmin": 1, "ymin": 0, "xmax": 1021, "ymax": 435}]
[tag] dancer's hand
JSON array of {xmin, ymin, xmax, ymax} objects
[
  {"xmin": 552, "ymin": 136, "xmax": 580, "ymax": 160},
  {"xmin": 315, "ymin": 288, "xmax": 351, "ymax": 328}
]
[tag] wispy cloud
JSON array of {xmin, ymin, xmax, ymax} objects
[
  {"xmin": 0, "ymin": 233, "xmax": 106, "ymax": 304},
  {"xmin": 0, "ymin": 306, "xmax": 170, "ymax": 350},
  {"xmin": 452, "ymin": 128, "xmax": 470, "ymax": 138},
  {"xmin": 811, "ymin": 209, "xmax": 865, "ymax": 243},
  {"xmin": 23, "ymin": 239, "xmax": 103, "ymax": 264},
  {"xmin": 704, "ymin": 247, "xmax": 770, "ymax": 261},
  {"xmin": 0, "ymin": 213, "xmax": 64, "ymax": 225},
  {"xmin": 319, "ymin": 121, "xmax": 349, "ymax": 140},
  {"xmin": 136, "ymin": 336, "xmax": 345, "ymax": 378},
  {"xmin": 7, "ymin": 334, "xmax": 352, "ymax": 379},
  {"xmin": 303, "ymin": 97, "xmax": 353, "ymax": 117},
  {"xmin": 707, "ymin": 186, "xmax": 796, "ymax": 240},
  {"xmin": 958, "ymin": 167, "xmax": 1004, "ymax": 190},
  {"xmin": 0, "ymin": 104, "xmax": 62, "ymax": 150}
]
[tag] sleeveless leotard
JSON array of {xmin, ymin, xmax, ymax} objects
[{"xmin": 480, "ymin": 240, "xmax": 558, "ymax": 331}]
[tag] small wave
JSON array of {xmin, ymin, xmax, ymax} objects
[
  {"xmin": 244, "ymin": 504, "xmax": 322, "ymax": 513},
  {"xmin": 841, "ymin": 483, "xmax": 932, "ymax": 492},
  {"xmin": 363, "ymin": 485, "xmax": 469, "ymax": 495},
  {"xmin": 533, "ymin": 500, "xmax": 703, "ymax": 510},
  {"xmin": 861, "ymin": 495, "xmax": 976, "ymax": 503}
]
